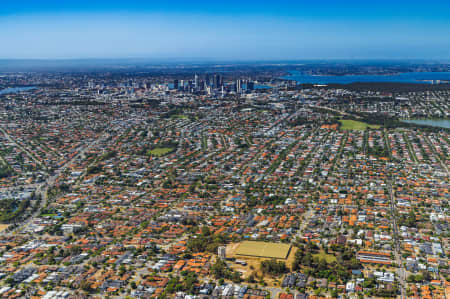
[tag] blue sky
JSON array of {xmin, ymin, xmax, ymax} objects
[{"xmin": 1, "ymin": 0, "xmax": 449, "ymax": 60}]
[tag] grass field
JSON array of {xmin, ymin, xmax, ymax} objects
[
  {"xmin": 339, "ymin": 119, "xmax": 380, "ymax": 130},
  {"xmin": 313, "ymin": 251, "xmax": 337, "ymax": 263},
  {"xmin": 170, "ymin": 114, "xmax": 189, "ymax": 119},
  {"xmin": 235, "ymin": 241, "xmax": 292, "ymax": 259},
  {"xmin": 147, "ymin": 147, "xmax": 175, "ymax": 156}
]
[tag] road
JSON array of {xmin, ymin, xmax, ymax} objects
[
  {"xmin": 26, "ymin": 131, "xmax": 112, "ymax": 231},
  {"xmin": 0, "ymin": 127, "xmax": 45, "ymax": 168},
  {"xmin": 424, "ymin": 135, "xmax": 449, "ymax": 175},
  {"xmin": 265, "ymin": 286, "xmax": 282, "ymax": 299},
  {"xmin": 402, "ymin": 133, "xmax": 418, "ymax": 164},
  {"xmin": 298, "ymin": 206, "xmax": 314, "ymax": 238},
  {"xmin": 1, "ymin": 129, "xmax": 112, "ymax": 236},
  {"xmin": 387, "ymin": 179, "xmax": 406, "ymax": 299},
  {"xmin": 308, "ymin": 104, "xmax": 361, "ymax": 119}
]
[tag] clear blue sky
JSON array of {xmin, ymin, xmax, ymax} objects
[{"xmin": 1, "ymin": 0, "xmax": 449, "ymax": 60}]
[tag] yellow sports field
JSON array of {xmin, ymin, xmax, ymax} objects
[
  {"xmin": 235, "ymin": 241, "xmax": 292, "ymax": 259},
  {"xmin": 0, "ymin": 224, "xmax": 9, "ymax": 232}
]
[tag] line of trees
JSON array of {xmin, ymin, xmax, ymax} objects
[{"xmin": 0, "ymin": 198, "xmax": 30, "ymax": 223}]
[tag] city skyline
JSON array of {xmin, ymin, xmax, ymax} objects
[{"xmin": 1, "ymin": 0, "xmax": 450, "ymax": 60}]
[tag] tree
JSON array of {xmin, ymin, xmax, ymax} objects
[
  {"xmin": 247, "ymin": 273, "xmax": 256, "ymax": 283},
  {"xmin": 211, "ymin": 259, "xmax": 242, "ymax": 282},
  {"xmin": 184, "ymin": 273, "xmax": 198, "ymax": 293},
  {"xmin": 211, "ymin": 259, "xmax": 228, "ymax": 279},
  {"xmin": 260, "ymin": 259, "xmax": 288, "ymax": 276},
  {"xmin": 80, "ymin": 280, "xmax": 93, "ymax": 292}
]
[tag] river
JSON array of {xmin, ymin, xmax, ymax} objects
[
  {"xmin": 401, "ymin": 119, "xmax": 450, "ymax": 129},
  {"xmin": 282, "ymin": 71, "xmax": 450, "ymax": 84},
  {"xmin": 0, "ymin": 86, "xmax": 36, "ymax": 95}
]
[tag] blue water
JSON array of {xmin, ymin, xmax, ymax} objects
[
  {"xmin": 401, "ymin": 119, "xmax": 450, "ymax": 129},
  {"xmin": 0, "ymin": 86, "xmax": 36, "ymax": 95},
  {"xmin": 282, "ymin": 71, "xmax": 450, "ymax": 84},
  {"xmin": 254, "ymin": 84, "xmax": 272, "ymax": 89}
]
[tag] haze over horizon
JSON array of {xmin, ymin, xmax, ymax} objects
[{"xmin": 1, "ymin": 0, "xmax": 450, "ymax": 60}]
